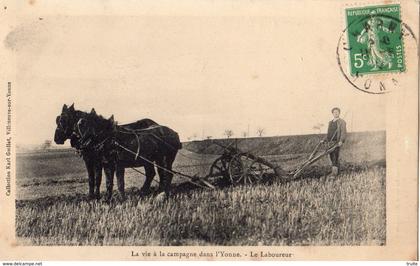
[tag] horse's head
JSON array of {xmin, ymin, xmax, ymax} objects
[
  {"xmin": 75, "ymin": 109, "xmax": 116, "ymax": 150},
  {"xmin": 54, "ymin": 103, "xmax": 77, "ymax": 144}
]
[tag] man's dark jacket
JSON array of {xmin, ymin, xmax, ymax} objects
[{"xmin": 325, "ymin": 118, "xmax": 347, "ymax": 143}]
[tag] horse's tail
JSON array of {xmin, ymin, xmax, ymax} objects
[
  {"xmin": 173, "ymin": 131, "xmax": 182, "ymax": 150},
  {"xmin": 170, "ymin": 131, "xmax": 182, "ymax": 150},
  {"xmin": 177, "ymin": 135, "xmax": 183, "ymax": 150},
  {"xmin": 153, "ymin": 126, "xmax": 182, "ymax": 151}
]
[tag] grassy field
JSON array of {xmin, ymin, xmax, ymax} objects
[{"xmin": 16, "ymin": 131, "xmax": 386, "ymax": 245}]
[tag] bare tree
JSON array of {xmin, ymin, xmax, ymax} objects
[
  {"xmin": 42, "ymin": 140, "xmax": 52, "ymax": 150},
  {"xmin": 224, "ymin": 129, "xmax": 234, "ymax": 139},
  {"xmin": 256, "ymin": 128, "xmax": 265, "ymax": 137},
  {"xmin": 192, "ymin": 133, "xmax": 198, "ymax": 140},
  {"xmin": 312, "ymin": 123, "xmax": 324, "ymax": 133}
]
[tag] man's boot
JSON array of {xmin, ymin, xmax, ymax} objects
[
  {"xmin": 331, "ymin": 166, "xmax": 338, "ymax": 176},
  {"xmin": 327, "ymin": 166, "xmax": 338, "ymax": 181}
]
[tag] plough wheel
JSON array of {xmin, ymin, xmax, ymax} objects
[
  {"xmin": 208, "ymin": 156, "xmax": 230, "ymax": 179},
  {"xmin": 228, "ymin": 153, "xmax": 272, "ymax": 184}
]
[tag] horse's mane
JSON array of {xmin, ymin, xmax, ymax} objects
[
  {"xmin": 86, "ymin": 111, "xmax": 115, "ymax": 130},
  {"xmin": 74, "ymin": 110, "xmax": 86, "ymax": 117},
  {"xmin": 81, "ymin": 110, "xmax": 161, "ymax": 135}
]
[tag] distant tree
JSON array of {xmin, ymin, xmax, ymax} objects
[
  {"xmin": 192, "ymin": 133, "xmax": 198, "ymax": 140},
  {"xmin": 206, "ymin": 136, "xmax": 212, "ymax": 140},
  {"xmin": 312, "ymin": 123, "xmax": 324, "ymax": 133},
  {"xmin": 224, "ymin": 129, "xmax": 234, "ymax": 139},
  {"xmin": 242, "ymin": 131, "xmax": 248, "ymax": 138},
  {"xmin": 256, "ymin": 128, "xmax": 265, "ymax": 137},
  {"xmin": 42, "ymin": 140, "xmax": 52, "ymax": 150}
]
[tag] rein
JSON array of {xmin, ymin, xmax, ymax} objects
[
  {"xmin": 117, "ymin": 124, "xmax": 163, "ymax": 134},
  {"xmin": 112, "ymin": 141, "xmax": 212, "ymax": 190},
  {"xmin": 115, "ymin": 125, "xmax": 166, "ymax": 160}
]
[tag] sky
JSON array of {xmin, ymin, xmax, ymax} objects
[{"xmin": 8, "ymin": 4, "xmax": 386, "ymax": 146}]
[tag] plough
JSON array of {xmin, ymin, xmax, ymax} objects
[{"xmin": 172, "ymin": 140, "xmax": 339, "ymax": 189}]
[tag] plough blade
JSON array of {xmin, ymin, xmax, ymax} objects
[{"xmin": 200, "ymin": 179, "xmax": 216, "ymax": 189}]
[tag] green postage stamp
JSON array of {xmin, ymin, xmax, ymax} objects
[{"xmin": 346, "ymin": 4, "xmax": 404, "ymax": 75}]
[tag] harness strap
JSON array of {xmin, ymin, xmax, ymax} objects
[
  {"xmin": 76, "ymin": 119, "xmax": 84, "ymax": 138},
  {"xmin": 93, "ymin": 136, "xmax": 110, "ymax": 151},
  {"xmin": 118, "ymin": 124, "xmax": 163, "ymax": 133},
  {"xmin": 134, "ymin": 133, "xmax": 140, "ymax": 161},
  {"xmin": 113, "ymin": 141, "xmax": 214, "ymax": 189}
]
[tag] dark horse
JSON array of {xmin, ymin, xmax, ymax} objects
[
  {"xmin": 53, "ymin": 104, "xmax": 159, "ymax": 199},
  {"xmin": 76, "ymin": 109, "xmax": 182, "ymax": 201}
]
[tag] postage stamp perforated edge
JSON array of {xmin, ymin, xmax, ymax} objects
[
  {"xmin": 340, "ymin": 0, "xmax": 410, "ymax": 77},
  {"xmin": 344, "ymin": 3, "xmax": 405, "ymax": 76}
]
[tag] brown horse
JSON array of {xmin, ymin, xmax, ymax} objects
[
  {"xmin": 75, "ymin": 109, "xmax": 182, "ymax": 201},
  {"xmin": 54, "ymin": 104, "xmax": 158, "ymax": 199}
]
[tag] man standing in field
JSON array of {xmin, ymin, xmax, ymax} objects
[{"xmin": 321, "ymin": 107, "xmax": 347, "ymax": 176}]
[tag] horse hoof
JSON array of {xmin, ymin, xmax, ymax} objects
[
  {"xmin": 118, "ymin": 194, "xmax": 127, "ymax": 202},
  {"xmin": 88, "ymin": 194, "xmax": 95, "ymax": 201},
  {"xmin": 102, "ymin": 197, "xmax": 112, "ymax": 204},
  {"xmin": 139, "ymin": 189, "xmax": 151, "ymax": 197}
]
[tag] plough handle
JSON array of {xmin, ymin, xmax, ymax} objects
[
  {"xmin": 308, "ymin": 140, "xmax": 323, "ymax": 160},
  {"xmin": 292, "ymin": 142, "xmax": 339, "ymax": 179}
]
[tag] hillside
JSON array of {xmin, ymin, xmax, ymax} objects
[{"xmin": 183, "ymin": 131, "xmax": 385, "ymax": 163}]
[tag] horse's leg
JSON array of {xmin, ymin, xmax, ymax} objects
[
  {"xmin": 94, "ymin": 162, "xmax": 102, "ymax": 199},
  {"xmin": 140, "ymin": 162, "xmax": 155, "ymax": 196},
  {"xmin": 163, "ymin": 152, "xmax": 177, "ymax": 197},
  {"xmin": 156, "ymin": 162, "xmax": 168, "ymax": 195},
  {"xmin": 156, "ymin": 152, "xmax": 176, "ymax": 197},
  {"xmin": 104, "ymin": 164, "xmax": 115, "ymax": 202},
  {"xmin": 84, "ymin": 158, "xmax": 95, "ymax": 199},
  {"xmin": 116, "ymin": 165, "xmax": 126, "ymax": 201}
]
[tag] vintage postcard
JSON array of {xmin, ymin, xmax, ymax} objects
[{"xmin": 0, "ymin": 0, "xmax": 418, "ymax": 261}]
